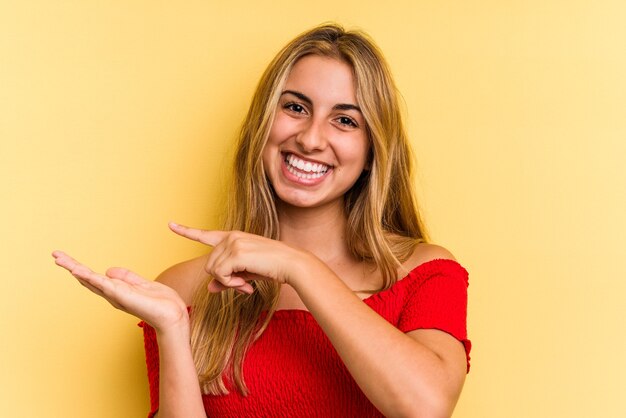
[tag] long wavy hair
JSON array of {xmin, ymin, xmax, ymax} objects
[{"xmin": 190, "ymin": 23, "xmax": 428, "ymax": 395}]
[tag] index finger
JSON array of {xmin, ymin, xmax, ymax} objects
[
  {"xmin": 168, "ymin": 222, "xmax": 227, "ymax": 247},
  {"xmin": 51, "ymin": 250, "xmax": 108, "ymax": 291},
  {"xmin": 52, "ymin": 250, "xmax": 87, "ymax": 274}
]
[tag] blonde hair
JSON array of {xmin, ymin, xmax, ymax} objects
[{"xmin": 190, "ymin": 23, "xmax": 428, "ymax": 395}]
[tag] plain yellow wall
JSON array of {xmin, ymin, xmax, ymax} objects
[{"xmin": 1, "ymin": 1, "xmax": 625, "ymax": 417}]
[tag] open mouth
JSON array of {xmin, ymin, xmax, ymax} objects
[{"xmin": 283, "ymin": 153, "xmax": 331, "ymax": 180}]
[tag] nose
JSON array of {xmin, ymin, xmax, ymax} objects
[{"xmin": 295, "ymin": 118, "xmax": 327, "ymax": 153}]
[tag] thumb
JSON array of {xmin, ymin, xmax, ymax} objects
[{"xmin": 105, "ymin": 267, "xmax": 145, "ymax": 285}]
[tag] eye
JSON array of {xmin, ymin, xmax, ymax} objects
[
  {"xmin": 336, "ymin": 116, "xmax": 358, "ymax": 128},
  {"xmin": 283, "ymin": 102, "xmax": 307, "ymax": 114}
]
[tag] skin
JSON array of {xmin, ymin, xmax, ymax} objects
[
  {"xmin": 53, "ymin": 56, "xmax": 467, "ymax": 418},
  {"xmin": 262, "ymin": 55, "xmax": 370, "ymax": 211}
]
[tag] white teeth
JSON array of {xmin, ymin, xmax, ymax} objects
[
  {"xmin": 284, "ymin": 153, "xmax": 329, "ymax": 174},
  {"xmin": 286, "ymin": 163, "xmax": 326, "ymax": 179}
]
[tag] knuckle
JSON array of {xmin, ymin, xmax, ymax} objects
[
  {"xmin": 228, "ymin": 230, "xmax": 247, "ymax": 243},
  {"xmin": 231, "ymin": 239, "xmax": 245, "ymax": 253},
  {"xmin": 212, "ymin": 266, "xmax": 228, "ymax": 280},
  {"xmin": 203, "ymin": 263, "xmax": 212, "ymax": 274}
]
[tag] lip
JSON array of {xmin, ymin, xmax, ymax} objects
[{"xmin": 280, "ymin": 153, "xmax": 333, "ymax": 186}]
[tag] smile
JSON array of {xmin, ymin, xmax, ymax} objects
[{"xmin": 284, "ymin": 153, "xmax": 330, "ymax": 180}]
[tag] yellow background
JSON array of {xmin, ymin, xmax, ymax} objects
[{"xmin": 1, "ymin": 1, "xmax": 625, "ymax": 417}]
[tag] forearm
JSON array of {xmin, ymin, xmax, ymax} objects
[
  {"xmin": 290, "ymin": 258, "xmax": 460, "ymax": 418},
  {"xmin": 155, "ymin": 323, "xmax": 206, "ymax": 418}
]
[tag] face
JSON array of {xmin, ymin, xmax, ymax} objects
[{"xmin": 262, "ymin": 55, "xmax": 370, "ymax": 211}]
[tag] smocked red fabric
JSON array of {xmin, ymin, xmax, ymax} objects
[{"xmin": 139, "ymin": 258, "xmax": 471, "ymax": 417}]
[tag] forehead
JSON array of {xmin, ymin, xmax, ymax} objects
[{"xmin": 284, "ymin": 55, "xmax": 357, "ymax": 104}]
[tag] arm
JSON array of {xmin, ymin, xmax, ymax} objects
[
  {"xmin": 153, "ymin": 321, "xmax": 206, "ymax": 418},
  {"xmin": 169, "ymin": 224, "xmax": 468, "ymax": 418},
  {"xmin": 289, "ymin": 253, "xmax": 467, "ymax": 418},
  {"xmin": 52, "ymin": 251, "xmax": 207, "ymax": 418}
]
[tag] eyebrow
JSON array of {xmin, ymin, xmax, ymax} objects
[{"xmin": 281, "ymin": 90, "xmax": 362, "ymax": 113}]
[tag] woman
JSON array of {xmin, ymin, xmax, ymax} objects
[{"xmin": 53, "ymin": 24, "xmax": 471, "ymax": 417}]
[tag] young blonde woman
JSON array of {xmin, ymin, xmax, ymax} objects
[{"xmin": 53, "ymin": 24, "xmax": 471, "ymax": 417}]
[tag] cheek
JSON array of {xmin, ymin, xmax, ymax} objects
[
  {"xmin": 261, "ymin": 137, "xmax": 285, "ymax": 181},
  {"xmin": 349, "ymin": 136, "xmax": 370, "ymax": 167},
  {"xmin": 267, "ymin": 120, "xmax": 279, "ymax": 143},
  {"xmin": 263, "ymin": 119, "xmax": 283, "ymax": 164},
  {"xmin": 267, "ymin": 112, "xmax": 290, "ymax": 140}
]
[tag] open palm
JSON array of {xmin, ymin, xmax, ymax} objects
[{"xmin": 52, "ymin": 251, "xmax": 189, "ymax": 332}]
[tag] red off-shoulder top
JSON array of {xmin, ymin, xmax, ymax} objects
[{"xmin": 140, "ymin": 258, "xmax": 471, "ymax": 417}]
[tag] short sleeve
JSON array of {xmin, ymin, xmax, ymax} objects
[
  {"xmin": 138, "ymin": 321, "xmax": 160, "ymax": 418},
  {"xmin": 397, "ymin": 260, "xmax": 472, "ymax": 371}
]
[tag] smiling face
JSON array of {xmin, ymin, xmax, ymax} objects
[{"xmin": 262, "ymin": 55, "xmax": 370, "ymax": 212}]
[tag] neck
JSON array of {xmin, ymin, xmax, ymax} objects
[{"xmin": 277, "ymin": 200, "xmax": 352, "ymax": 264}]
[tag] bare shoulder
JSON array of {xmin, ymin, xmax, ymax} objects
[
  {"xmin": 156, "ymin": 254, "xmax": 210, "ymax": 306},
  {"xmin": 401, "ymin": 243, "xmax": 457, "ymax": 273}
]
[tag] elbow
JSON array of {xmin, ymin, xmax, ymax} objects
[
  {"xmin": 389, "ymin": 387, "xmax": 458, "ymax": 418},
  {"xmin": 394, "ymin": 401, "xmax": 454, "ymax": 418}
]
